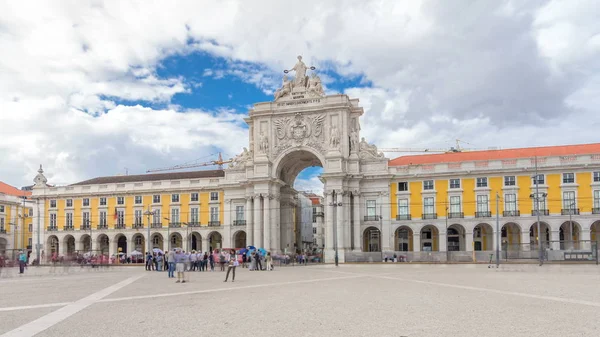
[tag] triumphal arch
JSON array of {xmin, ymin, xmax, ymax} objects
[{"xmin": 221, "ymin": 56, "xmax": 390, "ymax": 262}]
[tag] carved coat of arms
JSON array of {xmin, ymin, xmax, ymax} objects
[{"xmin": 273, "ymin": 113, "xmax": 326, "ymax": 155}]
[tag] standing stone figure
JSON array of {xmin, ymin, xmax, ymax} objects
[
  {"xmin": 259, "ymin": 132, "xmax": 269, "ymax": 153},
  {"xmin": 329, "ymin": 125, "xmax": 340, "ymax": 148},
  {"xmin": 350, "ymin": 128, "xmax": 358, "ymax": 151},
  {"xmin": 285, "ymin": 55, "xmax": 309, "ymax": 87}
]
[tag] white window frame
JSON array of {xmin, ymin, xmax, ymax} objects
[
  {"xmin": 423, "ymin": 180, "xmax": 434, "ymax": 191},
  {"xmin": 562, "ymin": 191, "xmax": 576, "ymax": 209},
  {"xmin": 423, "ymin": 197, "xmax": 435, "ymax": 215},
  {"xmin": 504, "ymin": 176, "xmax": 516, "ymax": 186},
  {"xmin": 99, "ymin": 198, "xmax": 107, "ymax": 206},
  {"xmin": 134, "ymin": 210, "xmax": 142, "ymax": 225},
  {"xmin": 171, "ymin": 194, "xmax": 180, "ymax": 203},
  {"xmin": 449, "ymin": 196, "xmax": 461, "ymax": 214},
  {"xmin": 50, "ymin": 213, "xmax": 57, "ymax": 227},
  {"xmin": 397, "ymin": 199, "xmax": 409, "ymax": 216},
  {"xmin": 594, "ymin": 172, "xmax": 600, "ymax": 183},
  {"xmin": 594, "ymin": 190, "xmax": 600, "ymax": 209},
  {"xmin": 134, "ymin": 196, "xmax": 142, "ymax": 204},
  {"xmin": 397, "ymin": 182, "xmax": 408, "ymax": 192},
  {"xmin": 152, "ymin": 209, "xmax": 161, "ymax": 224},
  {"xmin": 366, "ymin": 200, "xmax": 377, "ymax": 217},
  {"xmin": 66, "ymin": 213, "xmax": 73, "ymax": 228},
  {"xmin": 117, "ymin": 210, "xmax": 125, "ymax": 225},
  {"xmin": 210, "ymin": 192, "xmax": 219, "ymax": 201},
  {"xmin": 449, "ymin": 179, "xmax": 461, "ymax": 189},
  {"xmin": 99, "ymin": 212, "xmax": 107, "ymax": 227},
  {"xmin": 82, "ymin": 198, "xmax": 90, "ymax": 207},
  {"xmin": 210, "ymin": 207, "xmax": 219, "ymax": 221},
  {"xmin": 82, "ymin": 211, "xmax": 90, "ymax": 227},
  {"xmin": 476, "ymin": 177, "xmax": 488, "ymax": 188},
  {"xmin": 117, "ymin": 197, "xmax": 125, "ymax": 205},
  {"xmin": 190, "ymin": 207, "xmax": 199, "ymax": 223},
  {"xmin": 170, "ymin": 208, "xmax": 180, "ymax": 223},
  {"xmin": 190, "ymin": 193, "xmax": 199, "ymax": 202},
  {"xmin": 235, "ymin": 205, "xmax": 244, "ymax": 221},
  {"xmin": 50, "ymin": 200, "xmax": 57, "ymax": 208},
  {"xmin": 476, "ymin": 195, "xmax": 489, "ymax": 213},
  {"xmin": 504, "ymin": 194, "xmax": 517, "ymax": 211},
  {"xmin": 66, "ymin": 199, "xmax": 73, "ymax": 208},
  {"xmin": 153, "ymin": 195, "xmax": 161, "ymax": 203}
]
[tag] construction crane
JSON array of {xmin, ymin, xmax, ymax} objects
[{"xmin": 146, "ymin": 152, "xmax": 233, "ymax": 173}]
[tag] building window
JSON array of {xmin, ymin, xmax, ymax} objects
[
  {"xmin": 191, "ymin": 193, "xmax": 199, "ymax": 202},
  {"xmin": 117, "ymin": 210, "xmax": 125, "ymax": 225},
  {"xmin": 423, "ymin": 197, "xmax": 434, "ymax": 215},
  {"xmin": 134, "ymin": 196, "xmax": 142, "ymax": 204},
  {"xmin": 313, "ymin": 227, "xmax": 317, "ymax": 234},
  {"xmin": 134, "ymin": 210, "xmax": 142, "ymax": 225},
  {"xmin": 135, "ymin": 237, "xmax": 142, "ymax": 245},
  {"xmin": 190, "ymin": 208, "xmax": 199, "ymax": 223},
  {"xmin": 449, "ymin": 179, "xmax": 460, "ymax": 189},
  {"xmin": 534, "ymin": 174, "xmax": 545, "ymax": 185},
  {"xmin": 66, "ymin": 213, "xmax": 73, "ymax": 228},
  {"xmin": 50, "ymin": 200, "xmax": 57, "ymax": 208},
  {"xmin": 0, "ymin": 217, "xmax": 4, "ymax": 230},
  {"xmin": 28, "ymin": 238, "xmax": 32, "ymax": 247},
  {"xmin": 99, "ymin": 212, "xmax": 106, "ymax": 227},
  {"xmin": 366, "ymin": 200, "xmax": 377, "ymax": 217},
  {"xmin": 0, "ymin": 205, "xmax": 4, "ymax": 213},
  {"xmin": 210, "ymin": 207, "xmax": 219, "ymax": 221},
  {"xmin": 152, "ymin": 210, "xmax": 161, "ymax": 224},
  {"xmin": 236, "ymin": 206, "xmax": 244, "ymax": 221},
  {"xmin": 171, "ymin": 194, "xmax": 180, "ymax": 203},
  {"xmin": 504, "ymin": 176, "xmax": 516, "ymax": 186},
  {"xmin": 504, "ymin": 194, "xmax": 517, "ymax": 211},
  {"xmin": 562, "ymin": 173, "xmax": 575, "ymax": 184},
  {"xmin": 562, "ymin": 191, "xmax": 576, "ymax": 209},
  {"xmin": 476, "ymin": 177, "xmax": 488, "ymax": 188},
  {"xmin": 29, "ymin": 209, "xmax": 33, "ymax": 216},
  {"xmin": 210, "ymin": 192, "xmax": 219, "ymax": 201},
  {"xmin": 82, "ymin": 212, "xmax": 90, "ymax": 227},
  {"xmin": 398, "ymin": 199, "xmax": 409, "ymax": 216},
  {"xmin": 594, "ymin": 172, "xmax": 600, "ymax": 182},
  {"xmin": 476, "ymin": 195, "xmax": 489, "ymax": 213},
  {"xmin": 117, "ymin": 197, "xmax": 125, "ymax": 205},
  {"xmin": 312, "ymin": 207, "xmax": 317, "ymax": 223},
  {"xmin": 50, "ymin": 214, "xmax": 57, "ymax": 227},
  {"xmin": 594, "ymin": 191, "xmax": 600, "ymax": 210},
  {"xmin": 423, "ymin": 180, "xmax": 434, "ymax": 190},
  {"xmin": 83, "ymin": 198, "xmax": 89, "ymax": 207},
  {"xmin": 170, "ymin": 209, "xmax": 180, "ymax": 223},
  {"xmin": 28, "ymin": 224, "xmax": 32, "ymax": 232},
  {"xmin": 398, "ymin": 182, "xmax": 408, "ymax": 192},
  {"xmin": 66, "ymin": 199, "xmax": 73, "ymax": 207},
  {"xmin": 533, "ymin": 193, "xmax": 546, "ymax": 211},
  {"xmin": 449, "ymin": 196, "xmax": 461, "ymax": 213},
  {"xmin": 99, "ymin": 198, "xmax": 107, "ymax": 206},
  {"xmin": 153, "ymin": 195, "xmax": 161, "ymax": 203}
]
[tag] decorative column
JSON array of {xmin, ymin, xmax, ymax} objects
[
  {"xmin": 263, "ymin": 194, "xmax": 272, "ymax": 251},
  {"xmin": 465, "ymin": 231, "xmax": 474, "ymax": 253},
  {"xmin": 581, "ymin": 229, "xmax": 591, "ymax": 251},
  {"xmin": 551, "ymin": 230, "xmax": 560, "ymax": 250},
  {"xmin": 223, "ymin": 199, "xmax": 232, "ymax": 248},
  {"xmin": 325, "ymin": 191, "xmax": 334, "ymax": 257},
  {"xmin": 246, "ymin": 196, "xmax": 254, "ymax": 246},
  {"xmin": 253, "ymin": 195, "xmax": 263, "ymax": 248},
  {"xmin": 336, "ymin": 190, "xmax": 344, "ymax": 257},
  {"xmin": 521, "ymin": 230, "xmax": 530, "ymax": 251},
  {"xmin": 381, "ymin": 191, "xmax": 391, "ymax": 252},
  {"xmin": 272, "ymin": 194, "xmax": 281, "ymax": 253},
  {"xmin": 343, "ymin": 191, "xmax": 351, "ymax": 250},
  {"xmin": 413, "ymin": 232, "xmax": 421, "ymax": 252},
  {"xmin": 353, "ymin": 191, "xmax": 361, "ymax": 251},
  {"xmin": 201, "ymin": 237, "xmax": 209, "ymax": 253},
  {"xmin": 439, "ymin": 229, "xmax": 447, "ymax": 252}
]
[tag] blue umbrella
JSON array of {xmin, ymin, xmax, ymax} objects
[
  {"xmin": 258, "ymin": 248, "xmax": 267, "ymax": 255},
  {"xmin": 247, "ymin": 246, "xmax": 256, "ymax": 250}
]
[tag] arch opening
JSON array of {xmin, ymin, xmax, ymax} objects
[
  {"xmin": 191, "ymin": 232, "xmax": 202, "ymax": 252},
  {"xmin": 474, "ymin": 223, "xmax": 494, "ymax": 251},
  {"xmin": 233, "ymin": 230, "xmax": 247, "ymax": 249},
  {"xmin": 529, "ymin": 222, "xmax": 550, "ymax": 250},
  {"xmin": 502, "ymin": 222, "xmax": 522, "ymax": 250},
  {"xmin": 363, "ymin": 227, "xmax": 381, "ymax": 252},
  {"xmin": 420, "ymin": 225, "xmax": 439, "ymax": 251},
  {"xmin": 559, "ymin": 221, "xmax": 581, "ymax": 250},
  {"xmin": 97, "ymin": 234, "xmax": 109, "ymax": 255},
  {"xmin": 447, "ymin": 224, "xmax": 466, "ymax": 251},
  {"xmin": 208, "ymin": 232, "xmax": 222, "ymax": 252},
  {"xmin": 395, "ymin": 226, "xmax": 413, "ymax": 251}
]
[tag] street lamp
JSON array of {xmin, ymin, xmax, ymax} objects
[{"xmin": 143, "ymin": 208, "xmax": 155, "ymax": 255}]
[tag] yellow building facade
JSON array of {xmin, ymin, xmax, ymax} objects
[
  {"xmin": 0, "ymin": 182, "xmax": 34, "ymax": 256},
  {"xmin": 379, "ymin": 144, "xmax": 600, "ymax": 261}
]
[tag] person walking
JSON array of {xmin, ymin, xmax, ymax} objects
[
  {"xmin": 18, "ymin": 250, "xmax": 27, "ymax": 274},
  {"xmin": 175, "ymin": 249, "xmax": 186, "ymax": 283},
  {"xmin": 167, "ymin": 249, "xmax": 175, "ymax": 278},
  {"xmin": 224, "ymin": 251, "xmax": 238, "ymax": 282},
  {"xmin": 156, "ymin": 253, "xmax": 163, "ymax": 272},
  {"xmin": 266, "ymin": 252, "xmax": 273, "ymax": 271}
]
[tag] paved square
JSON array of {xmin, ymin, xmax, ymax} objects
[{"xmin": 1, "ymin": 264, "xmax": 599, "ymax": 337}]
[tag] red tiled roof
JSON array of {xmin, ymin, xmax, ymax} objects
[
  {"xmin": 0, "ymin": 181, "xmax": 32, "ymax": 198},
  {"xmin": 71, "ymin": 170, "xmax": 225, "ymax": 186},
  {"xmin": 389, "ymin": 143, "xmax": 600, "ymax": 166}
]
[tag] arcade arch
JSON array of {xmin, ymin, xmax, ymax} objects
[
  {"xmin": 420, "ymin": 225, "xmax": 439, "ymax": 251},
  {"xmin": 529, "ymin": 222, "xmax": 550, "ymax": 249},
  {"xmin": 363, "ymin": 227, "xmax": 381, "ymax": 252},
  {"xmin": 447, "ymin": 224, "xmax": 466, "ymax": 251},
  {"xmin": 559, "ymin": 221, "xmax": 581, "ymax": 249},
  {"xmin": 47, "ymin": 235, "xmax": 59, "ymax": 256},
  {"xmin": 64, "ymin": 235, "xmax": 75, "ymax": 255},
  {"xmin": 97, "ymin": 234, "xmax": 109, "ymax": 254},
  {"xmin": 394, "ymin": 226, "xmax": 413, "ymax": 251},
  {"xmin": 502, "ymin": 222, "xmax": 521, "ymax": 250},
  {"xmin": 191, "ymin": 232, "xmax": 202, "ymax": 252},
  {"xmin": 473, "ymin": 223, "xmax": 493, "ymax": 251},
  {"xmin": 233, "ymin": 230, "xmax": 246, "ymax": 249},
  {"xmin": 208, "ymin": 231, "xmax": 222, "ymax": 252}
]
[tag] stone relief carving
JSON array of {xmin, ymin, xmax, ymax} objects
[
  {"xmin": 349, "ymin": 128, "xmax": 358, "ymax": 152},
  {"xmin": 228, "ymin": 147, "xmax": 253, "ymax": 170},
  {"xmin": 329, "ymin": 124, "xmax": 340, "ymax": 148},
  {"xmin": 359, "ymin": 137, "xmax": 385, "ymax": 160},
  {"xmin": 258, "ymin": 131, "xmax": 269, "ymax": 153},
  {"xmin": 274, "ymin": 55, "xmax": 324, "ymax": 101},
  {"xmin": 272, "ymin": 113, "xmax": 326, "ymax": 157}
]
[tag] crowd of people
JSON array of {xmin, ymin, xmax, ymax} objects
[{"xmin": 144, "ymin": 247, "xmax": 278, "ymax": 283}]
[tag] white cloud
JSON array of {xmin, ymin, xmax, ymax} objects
[
  {"xmin": 294, "ymin": 175, "xmax": 324, "ymax": 196},
  {"xmin": 1, "ymin": 0, "xmax": 599, "ymax": 188}
]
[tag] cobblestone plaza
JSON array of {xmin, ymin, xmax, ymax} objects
[{"xmin": 1, "ymin": 264, "xmax": 599, "ymax": 336}]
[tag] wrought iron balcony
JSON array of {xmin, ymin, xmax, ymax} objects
[
  {"xmin": 422, "ymin": 213, "xmax": 437, "ymax": 220},
  {"xmin": 503, "ymin": 210, "xmax": 520, "ymax": 217},
  {"xmin": 169, "ymin": 222, "xmax": 182, "ymax": 228},
  {"xmin": 561, "ymin": 208, "xmax": 580, "ymax": 215},
  {"xmin": 208, "ymin": 221, "xmax": 221, "ymax": 227},
  {"xmin": 115, "ymin": 223, "xmax": 126, "ymax": 229},
  {"xmin": 47, "ymin": 226, "xmax": 58, "ymax": 231},
  {"xmin": 96, "ymin": 224, "xmax": 108, "ymax": 230},
  {"xmin": 448, "ymin": 212, "xmax": 464, "ymax": 219},
  {"xmin": 396, "ymin": 214, "xmax": 411, "ymax": 221},
  {"xmin": 364, "ymin": 215, "xmax": 380, "ymax": 221},
  {"xmin": 133, "ymin": 223, "xmax": 144, "ymax": 229},
  {"xmin": 233, "ymin": 220, "xmax": 246, "ymax": 226},
  {"xmin": 593, "ymin": 208, "xmax": 600, "ymax": 214},
  {"xmin": 81, "ymin": 224, "xmax": 91, "ymax": 230},
  {"xmin": 314, "ymin": 212, "xmax": 324, "ymax": 217},
  {"xmin": 150, "ymin": 223, "xmax": 162, "ymax": 228},
  {"xmin": 475, "ymin": 211, "xmax": 491, "ymax": 218},
  {"xmin": 64, "ymin": 226, "xmax": 75, "ymax": 231},
  {"xmin": 532, "ymin": 210, "xmax": 550, "ymax": 216},
  {"xmin": 187, "ymin": 222, "xmax": 201, "ymax": 227},
  {"xmin": 0, "ymin": 228, "xmax": 6, "ymax": 234}
]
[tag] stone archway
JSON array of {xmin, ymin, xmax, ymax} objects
[
  {"xmin": 530, "ymin": 222, "xmax": 550, "ymax": 250},
  {"xmin": 559, "ymin": 221, "xmax": 581, "ymax": 250},
  {"xmin": 233, "ymin": 230, "xmax": 246, "ymax": 248},
  {"xmin": 47, "ymin": 235, "xmax": 59, "ymax": 257},
  {"xmin": 151, "ymin": 233, "xmax": 164, "ymax": 251},
  {"xmin": 208, "ymin": 231, "xmax": 222, "ymax": 252},
  {"xmin": 0, "ymin": 237, "xmax": 7, "ymax": 253},
  {"xmin": 420, "ymin": 225, "xmax": 439, "ymax": 251},
  {"xmin": 447, "ymin": 224, "xmax": 466, "ymax": 251},
  {"xmin": 394, "ymin": 226, "xmax": 413, "ymax": 251},
  {"xmin": 170, "ymin": 232, "xmax": 183, "ymax": 250},
  {"xmin": 132, "ymin": 233, "xmax": 145, "ymax": 254},
  {"xmin": 64, "ymin": 235, "xmax": 75, "ymax": 256},
  {"xmin": 474, "ymin": 223, "xmax": 494, "ymax": 251},
  {"xmin": 81, "ymin": 234, "xmax": 92, "ymax": 252},
  {"xmin": 97, "ymin": 234, "xmax": 109, "ymax": 255},
  {"xmin": 591, "ymin": 221, "xmax": 600, "ymax": 247},
  {"xmin": 363, "ymin": 227, "xmax": 381, "ymax": 252},
  {"xmin": 191, "ymin": 232, "xmax": 202, "ymax": 252},
  {"xmin": 115, "ymin": 234, "xmax": 127, "ymax": 255},
  {"xmin": 502, "ymin": 222, "xmax": 521, "ymax": 250}
]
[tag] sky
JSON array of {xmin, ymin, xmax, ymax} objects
[{"xmin": 1, "ymin": 0, "xmax": 599, "ymax": 195}]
